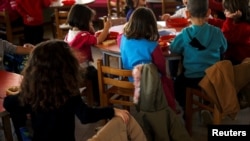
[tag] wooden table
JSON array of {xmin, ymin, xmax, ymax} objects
[{"xmin": 0, "ymin": 70, "xmax": 22, "ymax": 141}]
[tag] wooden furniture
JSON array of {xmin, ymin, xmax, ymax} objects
[
  {"xmin": 106, "ymin": 16, "xmax": 126, "ymax": 26},
  {"xmin": 97, "ymin": 59, "xmax": 134, "ymax": 111},
  {"xmin": 53, "ymin": 7, "xmax": 70, "ymax": 39},
  {"xmin": 185, "ymin": 87, "xmax": 223, "ymax": 135},
  {"xmin": 161, "ymin": 0, "xmax": 182, "ymax": 15},
  {"xmin": 0, "ymin": 70, "xmax": 22, "ymax": 141},
  {"xmin": 0, "ymin": 10, "xmax": 24, "ymax": 45},
  {"xmin": 107, "ymin": 0, "xmax": 125, "ymax": 17}
]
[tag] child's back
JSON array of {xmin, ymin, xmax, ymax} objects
[
  {"xmin": 120, "ymin": 7, "xmax": 177, "ymax": 112},
  {"xmin": 170, "ymin": 0, "xmax": 227, "ymax": 117}
]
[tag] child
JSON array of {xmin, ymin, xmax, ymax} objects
[
  {"xmin": 3, "ymin": 40, "xmax": 130, "ymax": 141},
  {"xmin": 119, "ymin": 7, "xmax": 177, "ymax": 113},
  {"xmin": 0, "ymin": 0, "xmax": 22, "ymax": 23},
  {"xmin": 161, "ymin": 0, "xmax": 213, "ymax": 20},
  {"xmin": 170, "ymin": 0, "xmax": 227, "ymax": 117},
  {"xmin": 161, "ymin": 0, "xmax": 188, "ymax": 20},
  {"xmin": 124, "ymin": 0, "xmax": 147, "ymax": 21},
  {"xmin": 209, "ymin": 0, "xmax": 225, "ymax": 19},
  {"xmin": 64, "ymin": 4, "xmax": 112, "ymax": 106},
  {"xmin": 0, "ymin": 39, "xmax": 34, "ymax": 70},
  {"xmin": 208, "ymin": 0, "xmax": 250, "ymax": 65},
  {"xmin": 11, "ymin": 0, "xmax": 55, "ymax": 45}
]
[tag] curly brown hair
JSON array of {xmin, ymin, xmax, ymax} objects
[{"xmin": 20, "ymin": 40, "xmax": 82, "ymax": 111}]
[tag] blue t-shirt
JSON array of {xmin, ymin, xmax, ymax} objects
[{"xmin": 120, "ymin": 35, "xmax": 158, "ymax": 71}]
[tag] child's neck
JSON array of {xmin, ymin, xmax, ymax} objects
[
  {"xmin": 190, "ymin": 17, "xmax": 207, "ymax": 26},
  {"xmin": 72, "ymin": 27, "xmax": 80, "ymax": 31}
]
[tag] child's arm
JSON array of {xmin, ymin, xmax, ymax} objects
[
  {"xmin": 208, "ymin": 17, "xmax": 224, "ymax": 28},
  {"xmin": 10, "ymin": 0, "xmax": 27, "ymax": 20},
  {"xmin": 151, "ymin": 46, "xmax": 167, "ymax": 76},
  {"xmin": 96, "ymin": 20, "xmax": 112, "ymax": 44},
  {"xmin": 15, "ymin": 44, "xmax": 34, "ymax": 55}
]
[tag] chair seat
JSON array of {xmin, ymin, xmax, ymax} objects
[{"xmin": 106, "ymin": 86, "xmax": 134, "ymax": 97}]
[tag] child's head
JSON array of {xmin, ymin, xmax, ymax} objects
[
  {"xmin": 126, "ymin": 0, "xmax": 146, "ymax": 9},
  {"xmin": 124, "ymin": 7, "xmax": 159, "ymax": 41},
  {"xmin": 222, "ymin": 0, "xmax": 250, "ymax": 22},
  {"xmin": 67, "ymin": 4, "xmax": 96, "ymax": 31},
  {"xmin": 187, "ymin": 0, "xmax": 210, "ymax": 18},
  {"xmin": 20, "ymin": 40, "xmax": 81, "ymax": 110}
]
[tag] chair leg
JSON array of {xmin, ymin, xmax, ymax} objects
[
  {"xmin": 2, "ymin": 113, "xmax": 14, "ymax": 141},
  {"xmin": 185, "ymin": 88, "xmax": 193, "ymax": 135}
]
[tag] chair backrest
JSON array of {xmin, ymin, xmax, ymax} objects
[
  {"xmin": 102, "ymin": 16, "xmax": 126, "ymax": 26},
  {"xmin": 54, "ymin": 7, "xmax": 70, "ymax": 39},
  {"xmin": 0, "ymin": 10, "xmax": 24, "ymax": 44},
  {"xmin": 161, "ymin": 0, "xmax": 182, "ymax": 15},
  {"xmin": 97, "ymin": 59, "xmax": 134, "ymax": 110},
  {"xmin": 107, "ymin": 0, "xmax": 125, "ymax": 17}
]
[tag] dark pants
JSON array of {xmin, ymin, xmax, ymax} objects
[
  {"xmin": 24, "ymin": 25, "xmax": 44, "ymax": 45},
  {"xmin": 174, "ymin": 73, "xmax": 202, "ymax": 112},
  {"xmin": 169, "ymin": 60, "xmax": 180, "ymax": 79},
  {"xmin": 86, "ymin": 66, "xmax": 100, "ymax": 105}
]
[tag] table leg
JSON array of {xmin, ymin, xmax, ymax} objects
[{"xmin": 2, "ymin": 112, "xmax": 13, "ymax": 141}]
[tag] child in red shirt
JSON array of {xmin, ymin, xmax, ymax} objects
[
  {"xmin": 11, "ymin": 0, "xmax": 55, "ymax": 44},
  {"xmin": 64, "ymin": 4, "xmax": 111, "ymax": 105},
  {"xmin": 0, "ymin": 0, "xmax": 21, "ymax": 22},
  {"xmin": 208, "ymin": 0, "xmax": 250, "ymax": 64}
]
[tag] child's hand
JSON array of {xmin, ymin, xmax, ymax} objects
[
  {"xmin": 224, "ymin": 10, "xmax": 242, "ymax": 19},
  {"xmin": 26, "ymin": 15, "xmax": 34, "ymax": 22},
  {"xmin": 23, "ymin": 43, "xmax": 35, "ymax": 48},
  {"xmin": 161, "ymin": 14, "xmax": 171, "ymax": 21},
  {"xmin": 103, "ymin": 19, "xmax": 112, "ymax": 30},
  {"xmin": 113, "ymin": 108, "xmax": 130, "ymax": 124}
]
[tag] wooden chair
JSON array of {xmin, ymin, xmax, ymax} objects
[
  {"xmin": 53, "ymin": 7, "xmax": 70, "ymax": 39},
  {"xmin": 185, "ymin": 87, "xmax": 223, "ymax": 135},
  {"xmin": 0, "ymin": 112, "xmax": 13, "ymax": 141},
  {"xmin": 97, "ymin": 59, "xmax": 134, "ymax": 111},
  {"xmin": 107, "ymin": 0, "xmax": 126, "ymax": 17},
  {"xmin": 100, "ymin": 15, "xmax": 126, "ymax": 29},
  {"xmin": 0, "ymin": 9, "xmax": 24, "ymax": 44},
  {"xmin": 161, "ymin": 0, "xmax": 182, "ymax": 15}
]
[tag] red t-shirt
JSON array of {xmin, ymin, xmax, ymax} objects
[
  {"xmin": 65, "ymin": 31, "xmax": 97, "ymax": 63},
  {"xmin": 14, "ymin": 0, "xmax": 52, "ymax": 25},
  {"xmin": 0, "ymin": 0, "xmax": 21, "ymax": 21}
]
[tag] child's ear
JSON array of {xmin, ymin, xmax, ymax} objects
[
  {"xmin": 185, "ymin": 10, "xmax": 191, "ymax": 18},
  {"xmin": 206, "ymin": 9, "xmax": 211, "ymax": 17}
]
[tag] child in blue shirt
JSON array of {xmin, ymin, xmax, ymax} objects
[
  {"xmin": 170, "ymin": 0, "xmax": 227, "ymax": 117},
  {"xmin": 119, "ymin": 7, "xmax": 177, "ymax": 113}
]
